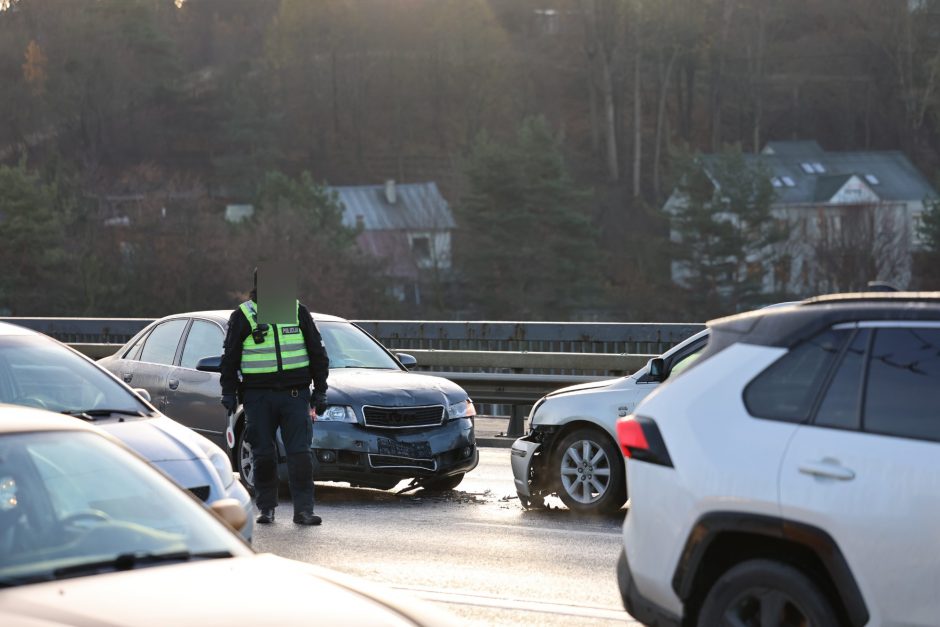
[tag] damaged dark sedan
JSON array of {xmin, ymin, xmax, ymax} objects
[{"xmin": 98, "ymin": 311, "xmax": 478, "ymax": 492}]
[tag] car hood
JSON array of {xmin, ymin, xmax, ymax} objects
[
  {"xmin": 0, "ymin": 554, "xmax": 450, "ymax": 626},
  {"xmin": 95, "ymin": 415, "xmax": 205, "ymax": 463},
  {"xmin": 546, "ymin": 377, "xmax": 623, "ymax": 397},
  {"xmin": 327, "ymin": 369, "xmax": 467, "ymax": 407}
]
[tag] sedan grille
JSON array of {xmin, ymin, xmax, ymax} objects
[
  {"xmin": 363, "ymin": 405, "xmax": 445, "ymax": 429},
  {"xmin": 368, "ymin": 454, "xmax": 437, "ymax": 471},
  {"xmin": 188, "ymin": 485, "xmax": 211, "ymax": 502}
]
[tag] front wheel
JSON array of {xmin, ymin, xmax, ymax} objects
[
  {"xmin": 236, "ymin": 429, "xmax": 255, "ymax": 492},
  {"xmin": 697, "ymin": 559, "xmax": 839, "ymax": 627},
  {"xmin": 554, "ymin": 427, "xmax": 626, "ymax": 514},
  {"xmin": 421, "ymin": 473, "xmax": 465, "ymax": 491}
]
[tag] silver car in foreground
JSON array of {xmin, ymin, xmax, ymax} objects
[
  {"xmin": 0, "ymin": 321, "xmax": 253, "ymax": 541},
  {"xmin": 0, "ymin": 408, "xmax": 453, "ymax": 626}
]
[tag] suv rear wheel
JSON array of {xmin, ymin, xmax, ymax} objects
[
  {"xmin": 554, "ymin": 427, "xmax": 625, "ymax": 514},
  {"xmin": 697, "ymin": 559, "xmax": 838, "ymax": 627}
]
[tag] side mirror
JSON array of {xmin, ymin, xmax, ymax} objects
[
  {"xmin": 648, "ymin": 357, "xmax": 666, "ymax": 382},
  {"xmin": 133, "ymin": 388, "xmax": 152, "ymax": 403},
  {"xmin": 210, "ymin": 498, "xmax": 247, "ymax": 531},
  {"xmin": 196, "ymin": 355, "xmax": 223, "ymax": 373},
  {"xmin": 396, "ymin": 353, "xmax": 417, "ymax": 369}
]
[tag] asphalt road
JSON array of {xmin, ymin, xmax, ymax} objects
[{"xmin": 252, "ymin": 448, "xmax": 639, "ymax": 626}]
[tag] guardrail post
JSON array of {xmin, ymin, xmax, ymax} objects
[{"xmin": 506, "ymin": 404, "xmax": 530, "ymax": 438}]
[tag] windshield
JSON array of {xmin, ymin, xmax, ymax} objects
[
  {"xmin": 318, "ymin": 322, "xmax": 400, "ymax": 370},
  {"xmin": 0, "ymin": 431, "xmax": 248, "ymax": 587},
  {"xmin": 0, "ymin": 337, "xmax": 151, "ymax": 415}
]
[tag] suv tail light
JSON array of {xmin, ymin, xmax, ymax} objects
[{"xmin": 616, "ymin": 416, "xmax": 673, "ymax": 467}]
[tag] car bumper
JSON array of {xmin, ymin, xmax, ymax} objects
[
  {"xmin": 310, "ymin": 417, "xmax": 478, "ymax": 485},
  {"xmin": 510, "ymin": 437, "xmax": 541, "ymax": 497},
  {"xmin": 617, "ymin": 548, "xmax": 681, "ymax": 627}
]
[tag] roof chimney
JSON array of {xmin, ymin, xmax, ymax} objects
[{"xmin": 385, "ymin": 179, "xmax": 397, "ymax": 205}]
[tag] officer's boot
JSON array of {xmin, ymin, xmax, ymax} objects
[
  {"xmin": 253, "ymin": 453, "xmax": 279, "ymax": 523},
  {"xmin": 286, "ymin": 451, "xmax": 320, "ymax": 525}
]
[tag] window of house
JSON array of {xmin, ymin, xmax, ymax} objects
[
  {"xmin": 801, "ymin": 162, "xmax": 815, "ymax": 174},
  {"xmin": 781, "ymin": 176, "xmax": 796, "ymax": 187},
  {"xmin": 864, "ymin": 174, "xmax": 880, "ymax": 186},
  {"xmin": 771, "ymin": 177, "xmax": 783, "ymax": 188},
  {"xmin": 411, "ymin": 236, "xmax": 431, "ymax": 262},
  {"xmin": 812, "ymin": 162, "xmax": 826, "ymax": 173}
]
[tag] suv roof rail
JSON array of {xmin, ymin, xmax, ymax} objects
[{"xmin": 802, "ymin": 292, "xmax": 940, "ymax": 306}]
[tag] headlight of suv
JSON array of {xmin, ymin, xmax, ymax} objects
[
  {"xmin": 447, "ymin": 399, "xmax": 476, "ymax": 419},
  {"xmin": 319, "ymin": 406, "xmax": 357, "ymax": 423},
  {"xmin": 208, "ymin": 449, "xmax": 235, "ymax": 489}
]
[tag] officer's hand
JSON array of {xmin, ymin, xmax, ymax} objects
[
  {"xmin": 220, "ymin": 394, "xmax": 237, "ymax": 414},
  {"xmin": 312, "ymin": 391, "xmax": 328, "ymax": 416}
]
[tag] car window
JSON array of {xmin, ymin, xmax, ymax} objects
[
  {"xmin": 815, "ymin": 329, "xmax": 869, "ymax": 430},
  {"xmin": 0, "ymin": 336, "xmax": 150, "ymax": 414},
  {"xmin": 668, "ymin": 348, "xmax": 703, "ymax": 378},
  {"xmin": 318, "ymin": 321, "xmax": 399, "ymax": 370},
  {"xmin": 180, "ymin": 320, "xmax": 223, "ymax": 370},
  {"xmin": 863, "ymin": 327, "xmax": 940, "ymax": 443},
  {"xmin": 744, "ymin": 328, "xmax": 850, "ymax": 423},
  {"xmin": 138, "ymin": 319, "xmax": 188, "ymax": 366},
  {"xmin": 122, "ymin": 333, "xmax": 147, "ymax": 361}
]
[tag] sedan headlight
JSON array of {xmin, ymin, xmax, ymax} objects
[
  {"xmin": 447, "ymin": 399, "xmax": 476, "ymax": 419},
  {"xmin": 208, "ymin": 449, "xmax": 235, "ymax": 489},
  {"xmin": 319, "ymin": 406, "xmax": 357, "ymax": 423}
]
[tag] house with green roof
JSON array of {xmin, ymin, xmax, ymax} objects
[{"xmin": 664, "ymin": 141, "xmax": 937, "ymax": 297}]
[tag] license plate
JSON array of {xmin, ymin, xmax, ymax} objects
[{"xmin": 377, "ymin": 438, "xmax": 432, "ymax": 458}]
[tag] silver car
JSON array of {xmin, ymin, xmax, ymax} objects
[{"xmin": 0, "ymin": 321, "xmax": 253, "ymax": 541}]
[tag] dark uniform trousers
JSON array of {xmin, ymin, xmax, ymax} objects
[{"xmin": 243, "ymin": 387, "xmax": 314, "ymax": 513}]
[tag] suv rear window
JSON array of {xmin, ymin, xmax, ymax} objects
[
  {"xmin": 864, "ymin": 327, "xmax": 940, "ymax": 442},
  {"xmin": 744, "ymin": 328, "xmax": 850, "ymax": 423}
]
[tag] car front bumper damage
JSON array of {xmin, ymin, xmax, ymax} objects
[{"xmin": 309, "ymin": 417, "xmax": 478, "ymax": 488}]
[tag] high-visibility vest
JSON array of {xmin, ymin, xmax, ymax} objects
[{"xmin": 238, "ymin": 300, "xmax": 310, "ymax": 374}]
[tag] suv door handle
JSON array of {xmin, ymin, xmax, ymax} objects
[
  {"xmin": 122, "ymin": 373, "xmax": 133, "ymax": 383},
  {"xmin": 798, "ymin": 460, "xmax": 855, "ymax": 481},
  {"xmin": 168, "ymin": 379, "xmax": 180, "ymax": 390}
]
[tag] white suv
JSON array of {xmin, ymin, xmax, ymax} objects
[{"xmin": 617, "ymin": 294, "xmax": 940, "ymax": 627}]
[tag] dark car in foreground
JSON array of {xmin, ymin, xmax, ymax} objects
[
  {"xmin": 0, "ymin": 408, "xmax": 454, "ymax": 626},
  {"xmin": 98, "ymin": 310, "xmax": 479, "ymax": 491}
]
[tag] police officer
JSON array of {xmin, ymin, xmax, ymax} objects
[{"xmin": 219, "ymin": 285, "xmax": 329, "ymax": 526}]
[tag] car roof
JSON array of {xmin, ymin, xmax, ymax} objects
[
  {"xmin": 708, "ymin": 292, "xmax": 940, "ymax": 349},
  {"xmin": 0, "ymin": 404, "xmax": 96, "ymax": 434},
  {"xmin": 0, "ymin": 321, "xmax": 40, "ymax": 337},
  {"xmin": 164, "ymin": 309, "xmax": 349, "ymax": 324}
]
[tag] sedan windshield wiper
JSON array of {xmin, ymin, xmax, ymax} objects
[
  {"xmin": 51, "ymin": 550, "xmax": 233, "ymax": 579},
  {"xmin": 62, "ymin": 408, "xmax": 148, "ymax": 421}
]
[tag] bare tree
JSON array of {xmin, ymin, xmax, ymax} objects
[{"xmin": 810, "ymin": 203, "xmax": 911, "ymax": 293}]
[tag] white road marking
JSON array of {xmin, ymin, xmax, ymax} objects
[
  {"xmin": 393, "ymin": 584, "xmax": 637, "ymax": 623},
  {"xmin": 456, "ymin": 521, "xmax": 623, "ymax": 538}
]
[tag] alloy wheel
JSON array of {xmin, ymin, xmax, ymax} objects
[
  {"xmin": 721, "ymin": 587, "xmax": 809, "ymax": 627},
  {"xmin": 559, "ymin": 439, "xmax": 612, "ymax": 504},
  {"xmin": 239, "ymin": 436, "xmax": 254, "ymax": 487}
]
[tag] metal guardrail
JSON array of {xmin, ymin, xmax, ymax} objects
[{"xmin": 5, "ymin": 317, "xmax": 704, "ymax": 437}]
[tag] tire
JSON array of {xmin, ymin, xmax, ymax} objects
[
  {"xmin": 697, "ymin": 559, "xmax": 840, "ymax": 627},
  {"xmin": 235, "ymin": 428, "xmax": 255, "ymax": 492},
  {"xmin": 421, "ymin": 473, "xmax": 465, "ymax": 491},
  {"xmin": 553, "ymin": 427, "xmax": 626, "ymax": 514}
]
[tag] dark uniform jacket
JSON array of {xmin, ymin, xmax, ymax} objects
[{"xmin": 220, "ymin": 302, "xmax": 329, "ymax": 400}]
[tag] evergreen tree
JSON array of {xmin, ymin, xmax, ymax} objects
[
  {"xmin": 456, "ymin": 117, "xmax": 602, "ymax": 319},
  {"xmin": 670, "ymin": 148, "xmax": 782, "ymax": 315}
]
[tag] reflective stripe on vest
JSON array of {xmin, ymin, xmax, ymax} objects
[{"xmin": 238, "ymin": 300, "xmax": 311, "ymax": 374}]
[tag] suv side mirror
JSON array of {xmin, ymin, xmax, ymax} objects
[
  {"xmin": 396, "ymin": 353, "xmax": 417, "ymax": 369},
  {"xmin": 648, "ymin": 357, "xmax": 666, "ymax": 382},
  {"xmin": 196, "ymin": 355, "xmax": 223, "ymax": 373}
]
